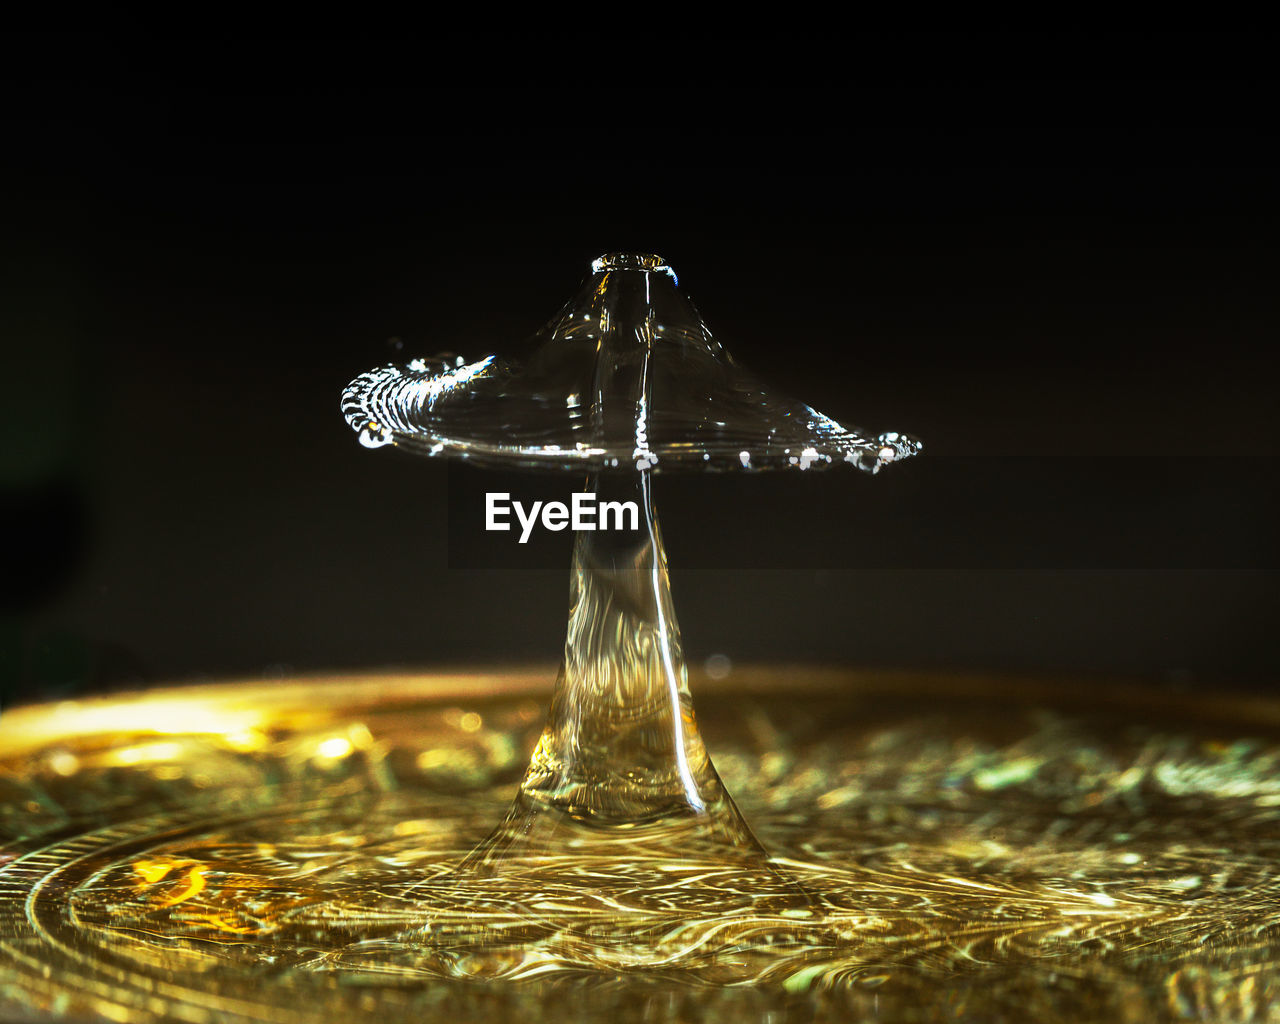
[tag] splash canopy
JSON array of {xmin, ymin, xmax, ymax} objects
[{"xmin": 342, "ymin": 253, "xmax": 921, "ymax": 472}]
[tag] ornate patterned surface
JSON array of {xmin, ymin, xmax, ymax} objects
[{"xmin": 2, "ymin": 669, "xmax": 1278, "ymax": 1022}]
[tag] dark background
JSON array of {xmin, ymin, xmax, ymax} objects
[{"xmin": 3, "ymin": 33, "xmax": 1278, "ymax": 706}]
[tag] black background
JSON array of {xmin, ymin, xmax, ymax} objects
[{"xmin": 3, "ymin": 32, "xmax": 1278, "ymax": 706}]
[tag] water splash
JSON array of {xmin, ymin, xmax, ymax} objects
[
  {"xmin": 341, "ymin": 253, "xmax": 921, "ymax": 472},
  {"xmin": 450, "ymin": 471, "xmax": 778, "ymax": 879},
  {"xmin": 339, "ymin": 253, "xmax": 917, "ymax": 906}
]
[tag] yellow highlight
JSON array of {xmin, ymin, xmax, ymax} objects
[
  {"xmin": 158, "ymin": 865, "xmax": 208, "ymax": 906},
  {"xmin": 111, "ymin": 741, "xmax": 184, "ymax": 766},
  {"xmin": 222, "ymin": 728, "xmax": 268, "ymax": 752},
  {"xmin": 416, "ymin": 749, "xmax": 451, "ymax": 770},
  {"xmin": 317, "ymin": 736, "xmax": 353, "ymax": 759},
  {"xmin": 133, "ymin": 859, "xmax": 181, "ymax": 885},
  {"xmin": 186, "ymin": 912, "xmax": 257, "ymax": 934},
  {"xmin": 47, "ymin": 750, "xmax": 80, "ymax": 776}
]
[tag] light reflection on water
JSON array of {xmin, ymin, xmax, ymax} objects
[{"xmin": 2, "ymin": 670, "xmax": 1278, "ymax": 1022}]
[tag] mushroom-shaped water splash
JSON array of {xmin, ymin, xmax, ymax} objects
[{"xmin": 342, "ymin": 254, "xmax": 920, "ymax": 887}]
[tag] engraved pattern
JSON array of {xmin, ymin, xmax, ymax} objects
[{"xmin": 2, "ymin": 671, "xmax": 1279, "ymax": 1022}]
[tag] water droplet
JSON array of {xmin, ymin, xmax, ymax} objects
[
  {"xmin": 337, "ymin": 254, "xmax": 918, "ymax": 961},
  {"xmin": 705, "ymin": 654, "xmax": 732, "ymax": 680},
  {"xmin": 359, "ymin": 422, "xmax": 392, "ymax": 448}
]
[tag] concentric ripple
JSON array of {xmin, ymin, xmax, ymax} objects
[{"xmin": 2, "ymin": 670, "xmax": 1279, "ymax": 1022}]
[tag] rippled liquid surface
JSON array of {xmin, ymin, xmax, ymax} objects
[{"xmin": 2, "ymin": 669, "xmax": 1279, "ymax": 1023}]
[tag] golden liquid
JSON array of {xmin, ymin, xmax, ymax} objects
[
  {"xmin": 2, "ymin": 668, "xmax": 1278, "ymax": 1023},
  {"xmin": 458, "ymin": 472, "xmax": 772, "ymax": 878}
]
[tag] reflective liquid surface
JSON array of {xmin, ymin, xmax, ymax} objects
[{"xmin": 2, "ymin": 669, "xmax": 1279, "ymax": 1023}]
